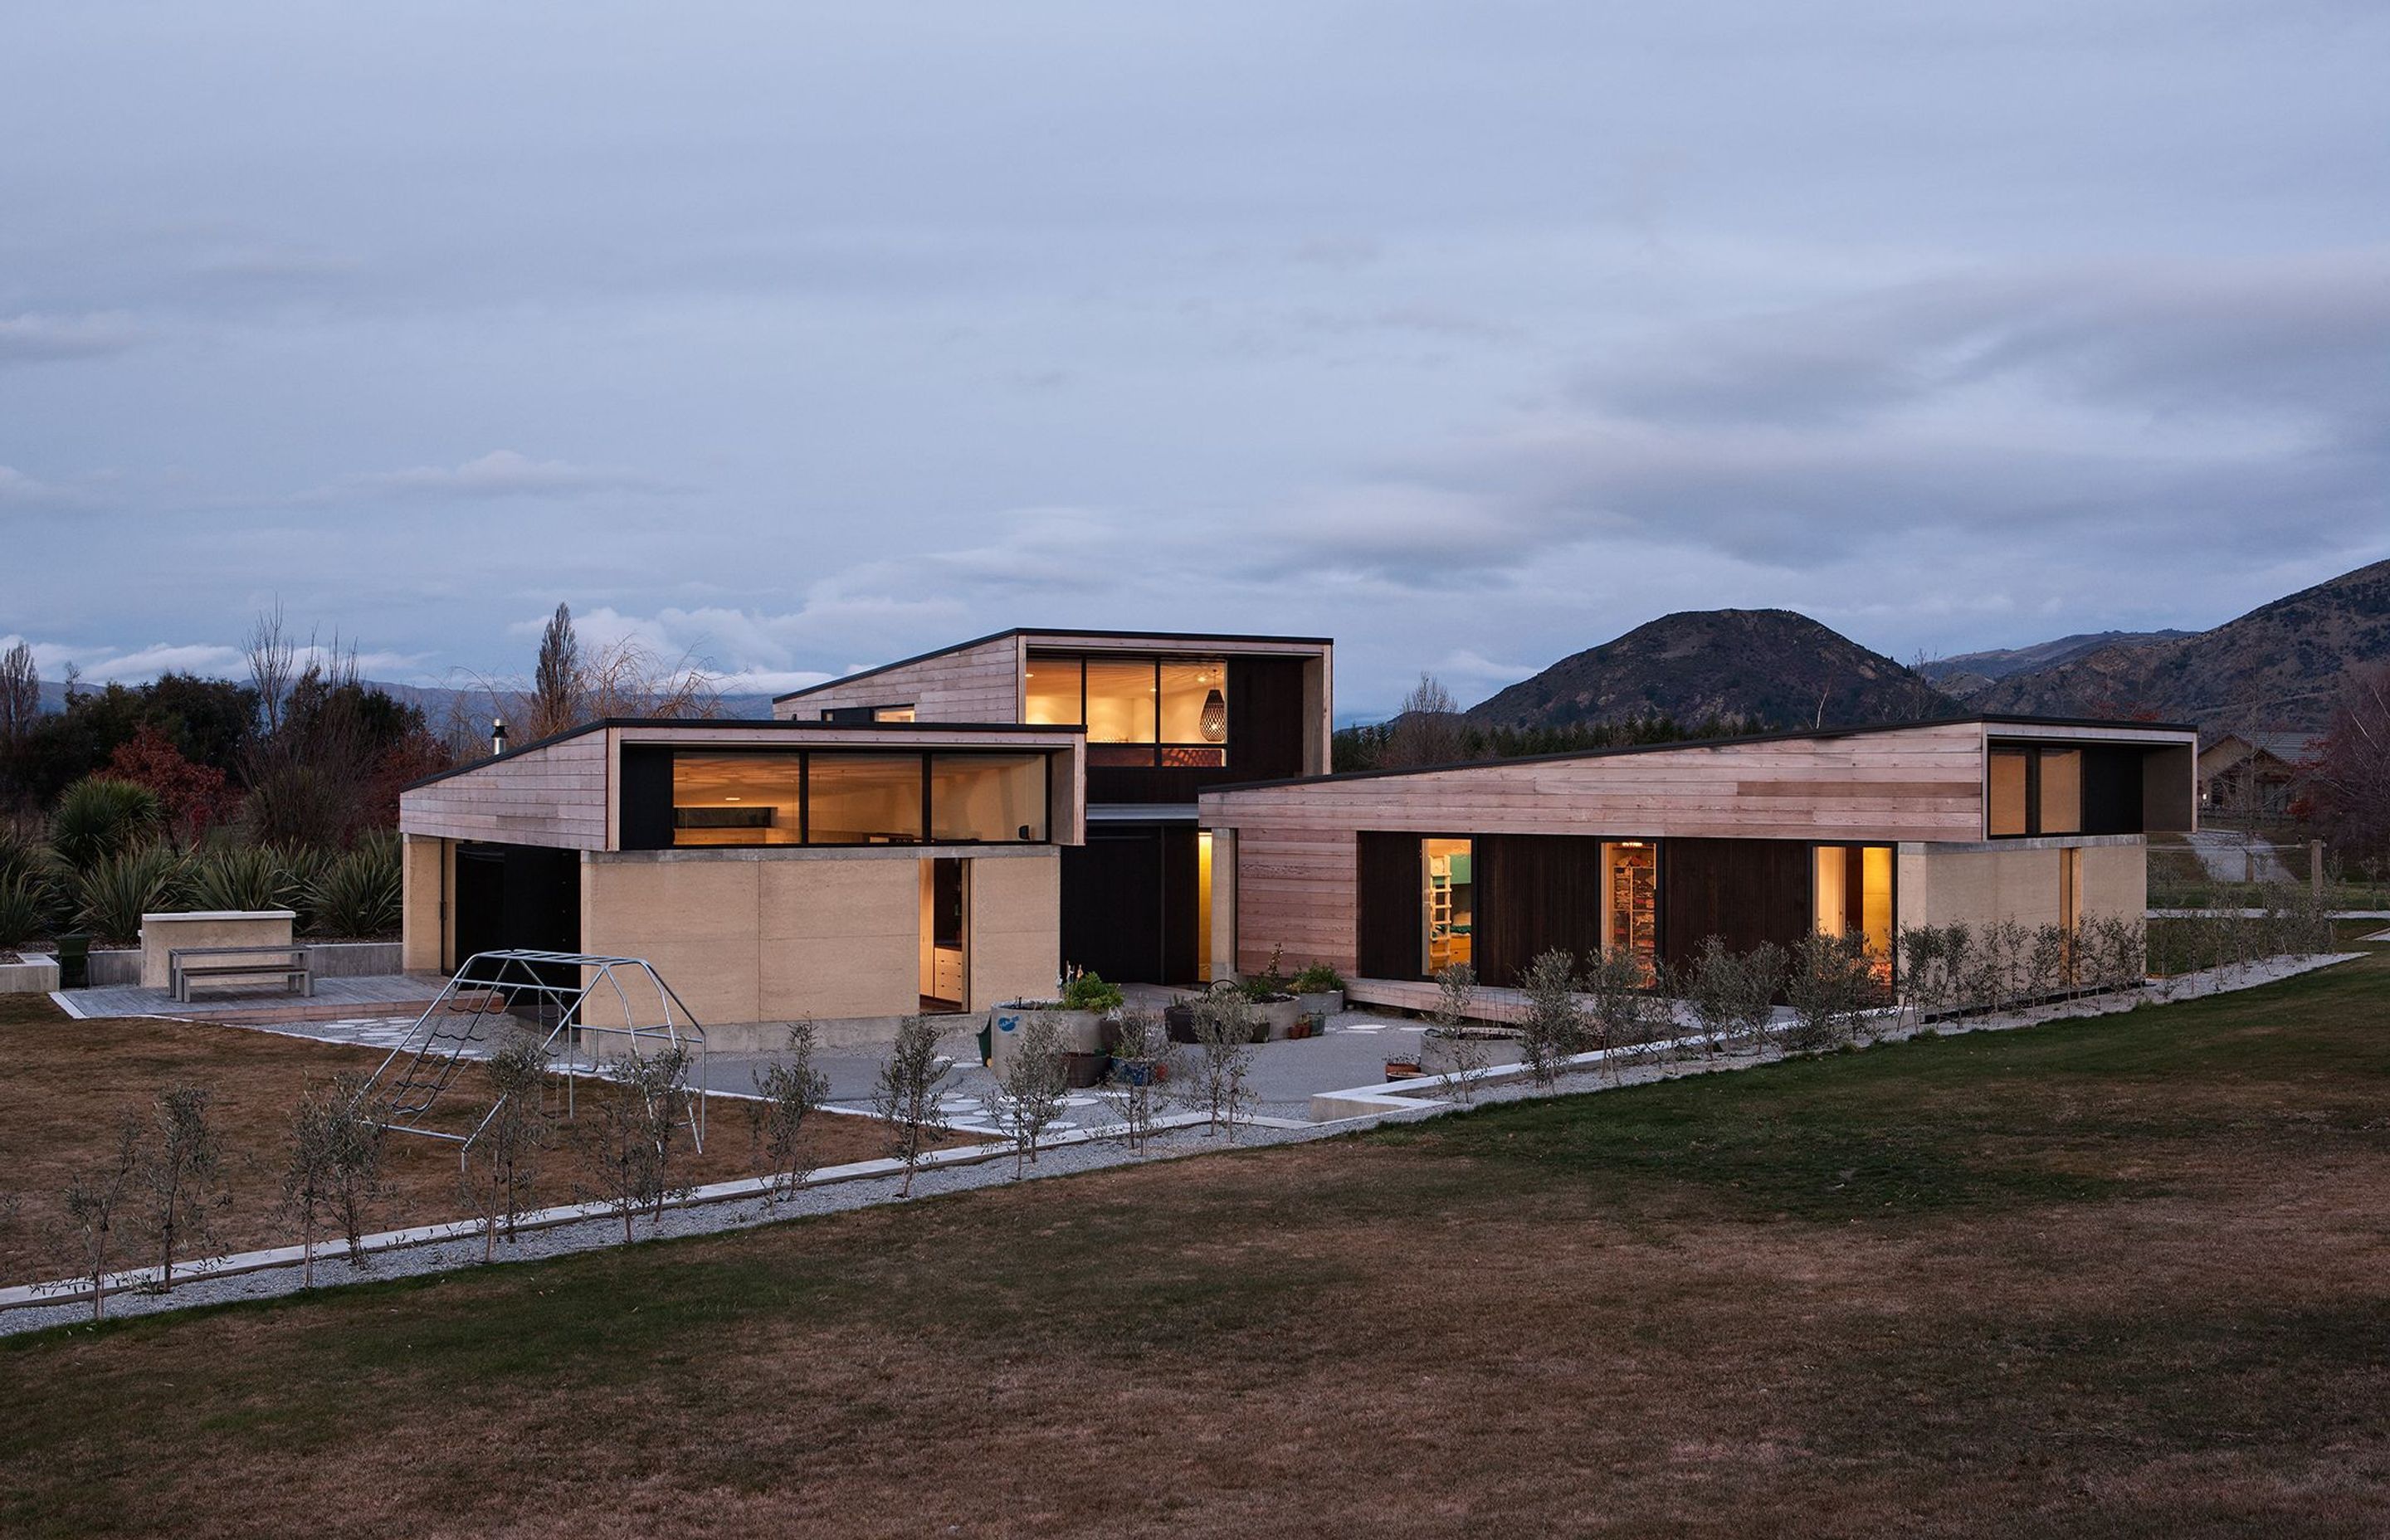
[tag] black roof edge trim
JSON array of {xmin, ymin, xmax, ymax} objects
[
  {"xmin": 769, "ymin": 627, "xmax": 1334, "ymax": 703},
  {"xmin": 1194, "ymin": 713, "xmax": 2200, "ymax": 797},
  {"xmin": 401, "ymin": 717, "xmax": 1084, "ymax": 793}
]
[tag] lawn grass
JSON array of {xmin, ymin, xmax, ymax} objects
[
  {"xmin": 0, "ymin": 997, "xmax": 974, "ymax": 1282},
  {"xmin": 2, "ymin": 946, "xmax": 2387, "ymax": 1538}
]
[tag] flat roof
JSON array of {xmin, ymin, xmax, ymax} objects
[
  {"xmin": 771, "ymin": 626, "xmax": 1334, "ymax": 704},
  {"xmin": 1196, "ymin": 712, "xmax": 2198, "ymax": 797},
  {"xmin": 402, "ymin": 715, "xmax": 1083, "ymax": 793}
]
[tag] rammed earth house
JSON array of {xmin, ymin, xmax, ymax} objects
[
  {"xmin": 400, "ymin": 629, "xmax": 2196, "ymax": 1037},
  {"xmin": 1194, "ymin": 715, "xmax": 2197, "ymax": 1013}
]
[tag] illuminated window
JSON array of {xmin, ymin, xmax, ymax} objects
[
  {"xmin": 807, "ymin": 754, "xmax": 924, "ymax": 845},
  {"xmin": 1084, "ymin": 658, "xmax": 1157, "ymax": 743},
  {"xmin": 1815, "ymin": 845, "xmax": 1894, "ymax": 962},
  {"xmin": 671, "ymin": 753, "xmax": 802, "ymax": 846},
  {"xmin": 1422, "ymin": 837, "xmax": 1473, "ymax": 975},
  {"xmin": 929, "ymin": 754, "xmax": 1046, "ymax": 842},
  {"xmin": 1159, "ymin": 659, "xmax": 1229, "ymax": 767},
  {"xmin": 1024, "ymin": 656, "xmax": 1083, "ymax": 725},
  {"xmin": 875, "ymin": 705, "xmax": 915, "ymax": 723},
  {"xmin": 1602, "ymin": 841, "xmax": 1657, "ymax": 977}
]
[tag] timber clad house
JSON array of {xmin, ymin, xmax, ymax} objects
[{"xmin": 398, "ymin": 627, "xmax": 2196, "ymax": 1037}]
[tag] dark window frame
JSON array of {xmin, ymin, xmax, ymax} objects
[{"xmin": 625, "ymin": 745, "xmax": 1053, "ymax": 850}]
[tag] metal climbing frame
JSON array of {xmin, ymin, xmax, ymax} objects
[{"xmin": 357, "ymin": 949, "xmax": 708, "ymax": 1168}]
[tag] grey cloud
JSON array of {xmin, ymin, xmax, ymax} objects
[
  {"xmin": 300, "ymin": 451, "xmax": 676, "ymax": 504},
  {"xmin": 0, "ymin": 310, "xmax": 143, "ymax": 364}
]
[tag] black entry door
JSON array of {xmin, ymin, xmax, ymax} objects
[{"xmin": 1060, "ymin": 823, "xmax": 1198, "ymax": 984}]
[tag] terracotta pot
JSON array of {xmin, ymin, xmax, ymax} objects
[{"xmin": 1384, "ymin": 1060, "xmax": 1426, "ymax": 1080}]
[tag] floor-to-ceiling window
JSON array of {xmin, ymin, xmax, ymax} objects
[
  {"xmin": 1813, "ymin": 844, "xmax": 1894, "ymax": 973},
  {"xmin": 1422, "ymin": 837, "xmax": 1473, "ymax": 975},
  {"xmin": 1602, "ymin": 841, "xmax": 1658, "ymax": 980}
]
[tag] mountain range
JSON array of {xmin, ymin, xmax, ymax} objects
[
  {"xmin": 1455, "ymin": 558, "xmax": 2390, "ymax": 738},
  {"xmin": 1464, "ymin": 609, "xmax": 1956, "ymax": 731}
]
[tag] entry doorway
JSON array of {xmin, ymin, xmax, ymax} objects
[{"xmin": 920, "ymin": 857, "xmax": 968, "ymax": 1013}]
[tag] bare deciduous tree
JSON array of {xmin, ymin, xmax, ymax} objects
[
  {"xmin": 134, "ymin": 1085, "xmax": 227, "ymax": 1293},
  {"xmin": 0, "ymin": 640, "xmax": 37, "ymax": 747},
  {"xmin": 749, "ymin": 1021, "xmax": 830, "ymax": 1201},
  {"xmin": 467, "ymin": 1040, "xmax": 553, "ymax": 1260},
  {"xmin": 59, "ymin": 1120, "xmax": 140, "ymax": 1323},
  {"xmin": 1184, "ymin": 983, "xmax": 1257, "ymax": 1136},
  {"xmin": 2310, "ymin": 664, "xmax": 2390, "ymax": 871},
  {"xmin": 244, "ymin": 602, "xmax": 298, "ymax": 735},
  {"xmin": 1516, "ymin": 948, "xmax": 1584, "ymax": 1088},
  {"xmin": 1383, "ymin": 673, "xmax": 1471, "ymax": 769},
  {"xmin": 872, "ymin": 1016, "xmax": 952, "ymax": 1197},
  {"xmin": 1103, "ymin": 1006, "xmax": 1174, "ymax": 1154}
]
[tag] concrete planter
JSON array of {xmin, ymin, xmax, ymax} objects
[
  {"xmin": 1251, "ymin": 996, "xmax": 1302, "ymax": 1041},
  {"xmin": 1295, "ymin": 988, "xmax": 1344, "ymax": 1021},
  {"xmin": 0, "ymin": 955, "xmax": 61, "ymax": 994},
  {"xmin": 988, "ymin": 1005, "xmax": 1103, "ymax": 1072}
]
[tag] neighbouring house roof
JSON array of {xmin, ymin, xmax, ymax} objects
[{"xmin": 769, "ymin": 627, "xmax": 1335, "ymax": 704}]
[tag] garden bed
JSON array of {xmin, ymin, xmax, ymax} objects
[{"xmin": 0, "ymin": 998, "xmax": 981, "ymax": 1284}]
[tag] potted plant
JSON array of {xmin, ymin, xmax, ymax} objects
[
  {"xmin": 1383, "ymin": 1037, "xmax": 1426, "ymax": 1079},
  {"xmin": 1290, "ymin": 962, "xmax": 1345, "ymax": 1023},
  {"xmin": 1060, "ymin": 1047, "xmax": 1111, "ymax": 1089}
]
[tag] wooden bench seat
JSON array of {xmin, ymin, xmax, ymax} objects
[{"xmin": 168, "ymin": 945, "xmax": 313, "ymax": 1003}]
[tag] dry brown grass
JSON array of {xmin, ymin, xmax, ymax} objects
[
  {"xmin": 2, "ymin": 951, "xmax": 2386, "ymax": 1538},
  {"xmin": 0, "ymin": 1003, "xmax": 970, "ymax": 1281}
]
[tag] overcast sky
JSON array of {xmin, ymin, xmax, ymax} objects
[{"xmin": 3, "ymin": 2, "xmax": 2385, "ymax": 719}]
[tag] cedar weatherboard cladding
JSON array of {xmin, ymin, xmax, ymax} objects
[
  {"xmin": 1475, "ymin": 834, "xmax": 1607, "ymax": 987},
  {"xmin": 1660, "ymin": 838, "xmax": 1812, "ymax": 964}
]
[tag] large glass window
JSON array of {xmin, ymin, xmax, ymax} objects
[
  {"xmin": 1025, "ymin": 651, "xmax": 1237, "ymax": 769},
  {"xmin": 805, "ymin": 754, "xmax": 924, "ymax": 845},
  {"xmin": 1024, "ymin": 656, "xmax": 1083, "ymax": 725},
  {"xmin": 1160, "ymin": 659, "xmax": 1229, "ymax": 768},
  {"xmin": 1084, "ymin": 658, "xmax": 1157, "ymax": 743},
  {"xmin": 1988, "ymin": 749, "xmax": 2029, "ymax": 837},
  {"xmin": 1422, "ymin": 837, "xmax": 1473, "ymax": 975},
  {"xmin": 672, "ymin": 754, "xmax": 802, "ymax": 845},
  {"xmin": 930, "ymin": 754, "xmax": 1046, "ymax": 842}
]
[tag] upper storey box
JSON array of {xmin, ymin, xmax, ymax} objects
[{"xmin": 774, "ymin": 629, "xmax": 1334, "ymax": 806}]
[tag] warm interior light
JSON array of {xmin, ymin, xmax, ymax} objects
[{"xmin": 1199, "ymin": 687, "xmax": 1227, "ymax": 743}]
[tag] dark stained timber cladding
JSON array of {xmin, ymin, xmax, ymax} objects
[
  {"xmin": 1160, "ymin": 824, "xmax": 1201, "ymax": 986},
  {"xmin": 1659, "ymin": 838, "xmax": 1812, "ymax": 966},
  {"xmin": 1356, "ymin": 832, "xmax": 1423, "ymax": 981},
  {"xmin": 1061, "ymin": 826, "xmax": 1165, "ymax": 984},
  {"xmin": 1229, "ymin": 656, "xmax": 1309, "ymax": 782},
  {"xmin": 617, "ymin": 745, "xmax": 674, "ymax": 850},
  {"xmin": 1475, "ymin": 834, "xmax": 1606, "ymax": 987}
]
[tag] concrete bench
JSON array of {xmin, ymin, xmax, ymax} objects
[{"xmin": 168, "ymin": 945, "xmax": 313, "ymax": 1003}]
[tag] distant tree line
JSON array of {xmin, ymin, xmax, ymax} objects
[{"xmin": 1333, "ymin": 672, "xmax": 1765, "ymax": 773}]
